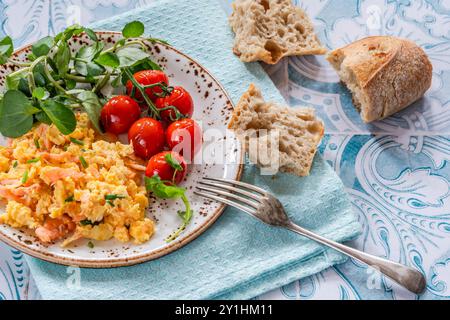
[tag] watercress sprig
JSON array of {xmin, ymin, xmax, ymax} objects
[
  {"xmin": 145, "ymin": 175, "xmax": 193, "ymax": 242},
  {"xmin": 0, "ymin": 20, "xmax": 167, "ymax": 138}
]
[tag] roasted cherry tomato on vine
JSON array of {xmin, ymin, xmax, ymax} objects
[
  {"xmin": 126, "ymin": 70, "xmax": 169, "ymax": 102},
  {"xmin": 166, "ymin": 118, "xmax": 202, "ymax": 161},
  {"xmin": 128, "ymin": 118, "xmax": 165, "ymax": 159},
  {"xmin": 100, "ymin": 95, "xmax": 141, "ymax": 135},
  {"xmin": 145, "ymin": 151, "xmax": 187, "ymax": 185},
  {"xmin": 155, "ymin": 86, "xmax": 194, "ymax": 122}
]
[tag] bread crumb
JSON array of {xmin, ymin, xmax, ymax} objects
[{"xmin": 229, "ymin": 0, "xmax": 326, "ymax": 64}]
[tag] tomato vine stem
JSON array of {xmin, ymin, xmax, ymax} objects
[{"xmin": 123, "ymin": 67, "xmax": 161, "ymax": 119}]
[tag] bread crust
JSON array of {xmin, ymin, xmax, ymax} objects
[
  {"xmin": 229, "ymin": 0, "xmax": 326, "ymax": 64},
  {"xmin": 228, "ymin": 83, "xmax": 260, "ymax": 131},
  {"xmin": 228, "ymin": 84, "xmax": 324, "ymax": 176},
  {"xmin": 327, "ymin": 36, "xmax": 433, "ymax": 123}
]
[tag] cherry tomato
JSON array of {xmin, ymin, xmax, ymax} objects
[
  {"xmin": 155, "ymin": 86, "xmax": 194, "ymax": 122},
  {"xmin": 100, "ymin": 95, "xmax": 141, "ymax": 135},
  {"xmin": 126, "ymin": 70, "xmax": 169, "ymax": 102},
  {"xmin": 166, "ymin": 118, "xmax": 202, "ymax": 162},
  {"xmin": 128, "ymin": 118, "xmax": 165, "ymax": 159},
  {"xmin": 145, "ymin": 151, "xmax": 187, "ymax": 185}
]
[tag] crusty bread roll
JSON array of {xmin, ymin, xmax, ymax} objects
[
  {"xmin": 327, "ymin": 36, "xmax": 433, "ymax": 123},
  {"xmin": 229, "ymin": 0, "xmax": 326, "ymax": 64},
  {"xmin": 228, "ymin": 84, "xmax": 324, "ymax": 176}
]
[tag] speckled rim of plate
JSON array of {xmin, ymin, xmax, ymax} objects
[{"xmin": 0, "ymin": 31, "xmax": 244, "ymax": 268}]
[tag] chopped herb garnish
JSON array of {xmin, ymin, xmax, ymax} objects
[
  {"xmin": 104, "ymin": 194, "xmax": 126, "ymax": 201},
  {"xmin": 27, "ymin": 158, "xmax": 40, "ymax": 163},
  {"xmin": 21, "ymin": 170, "xmax": 28, "ymax": 184},
  {"xmin": 34, "ymin": 139, "xmax": 40, "ymax": 149},
  {"xmin": 87, "ymin": 241, "xmax": 94, "ymax": 249},
  {"xmin": 106, "ymin": 200, "xmax": 115, "ymax": 207},
  {"xmin": 12, "ymin": 161, "xmax": 18, "ymax": 168},
  {"xmin": 70, "ymin": 137, "xmax": 84, "ymax": 145},
  {"xmin": 65, "ymin": 195, "xmax": 74, "ymax": 203},
  {"xmin": 80, "ymin": 219, "xmax": 92, "ymax": 226},
  {"xmin": 79, "ymin": 219, "xmax": 100, "ymax": 226},
  {"xmin": 79, "ymin": 155, "xmax": 88, "ymax": 168}
]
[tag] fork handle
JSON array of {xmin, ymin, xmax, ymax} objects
[{"xmin": 286, "ymin": 222, "xmax": 426, "ymax": 294}]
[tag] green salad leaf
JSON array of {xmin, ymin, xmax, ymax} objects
[
  {"xmin": 32, "ymin": 87, "xmax": 49, "ymax": 100},
  {"xmin": 122, "ymin": 21, "xmax": 145, "ymax": 38},
  {"xmin": 40, "ymin": 100, "xmax": 76, "ymax": 135},
  {"xmin": 74, "ymin": 42, "xmax": 104, "ymax": 76},
  {"xmin": 33, "ymin": 71, "xmax": 47, "ymax": 88},
  {"xmin": 77, "ymin": 91, "xmax": 103, "ymax": 133},
  {"xmin": 54, "ymin": 43, "xmax": 71, "ymax": 76},
  {"xmin": 18, "ymin": 78, "xmax": 31, "ymax": 96},
  {"xmin": 120, "ymin": 57, "xmax": 162, "ymax": 85},
  {"xmin": 32, "ymin": 36, "xmax": 54, "ymax": 57},
  {"xmin": 35, "ymin": 111, "xmax": 52, "ymax": 125},
  {"xmin": 0, "ymin": 36, "xmax": 14, "ymax": 64},
  {"xmin": 0, "ymin": 20, "xmax": 168, "ymax": 138},
  {"xmin": 5, "ymin": 73, "xmax": 22, "ymax": 90},
  {"xmin": 116, "ymin": 47, "xmax": 149, "ymax": 67},
  {"xmin": 95, "ymin": 52, "xmax": 120, "ymax": 68},
  {"xmin": 54, "ymin": 25, "xmax": 84, "ymax": 43},
  {"xmin": 0, "ymin": 90, "xmax": 39, "ymax": 137},
  {"xmin": 83, "ymin": 27, "xmax": 98, "ymax": 41},
  {"xmin": 145, "ymin": 175, "xmax": 194, "ymax": 242},
  {"xmin": 145, "ymin": 175, "xmax": 186, "ymax": 199}
]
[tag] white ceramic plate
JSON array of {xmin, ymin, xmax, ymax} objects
[{"xmin": 0, "ymin": 31, "xmax": 243, "ymax": 268}]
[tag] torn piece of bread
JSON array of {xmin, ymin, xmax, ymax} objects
[
  {"xmin": 229, "ymin": 0, "xmax": 326, "ymax": 64},
  {"xmin": 327, "ymin": 36, "xmax": 433, "ymax": 123},
  {"xmin": 228, "ymin": 84, "xmax": 324, "ymax": 176}
]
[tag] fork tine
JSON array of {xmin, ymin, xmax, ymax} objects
[
  {"xmin": 198, "ymin": 180, "xmax": 263, "ymax": 202},
  {"xmin": 203, "ymin": 177, "xmax": 268, "ymax": 195},
  {"xmin": 194, "ymin": 191, "xmax": 256, "ymax": 215},
  {"xmin": 196, "ymin": 185, "xmax": 260, "ymax": 209}
]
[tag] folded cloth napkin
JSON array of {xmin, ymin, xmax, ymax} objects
[{"xmin": 25, "ymin": 0, "xmax": 361, "ymax": 300}]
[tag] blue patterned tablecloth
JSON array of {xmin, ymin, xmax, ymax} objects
[{"xmin": 1, "ymin": 0, "xmax": 449, "ymax": 300}]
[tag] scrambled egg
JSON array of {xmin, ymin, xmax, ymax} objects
[{"xmin": 0, "ymin": 113, "xmax": 155, "ymax": 246}]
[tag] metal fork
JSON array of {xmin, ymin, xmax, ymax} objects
[{"xmin": 194, "ymin": 177, "xmax": 426, "ymax": 294}]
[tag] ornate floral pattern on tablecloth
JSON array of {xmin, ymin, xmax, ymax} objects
[{"xmin": 0, "ymin": 0, "xmax": 449, "ymax": 300}]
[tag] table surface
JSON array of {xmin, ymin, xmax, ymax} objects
[{"xmin": 1, "ymin": 0, "xmax": 449, "ymax": 300}]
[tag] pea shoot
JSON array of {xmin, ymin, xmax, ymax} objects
[{"xmin": 145, "ymin": 175, "xmax": 193, "ymax": 242}]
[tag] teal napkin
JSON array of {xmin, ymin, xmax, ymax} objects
[{"xmin": 25, "ymin": 0, "xmax": 361, "ymax": 300}]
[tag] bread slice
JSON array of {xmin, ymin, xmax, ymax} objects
[
  {"xmin": 327, "ymin": 36, "xmax": 433, "ymax": 123},
  {"xmin": 229, "ymin": 0, "xmax": 326, "ymax": 64},
  {"xmin": 228, "ymin": 84, "xmax": 324, "ymax": 176}
]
